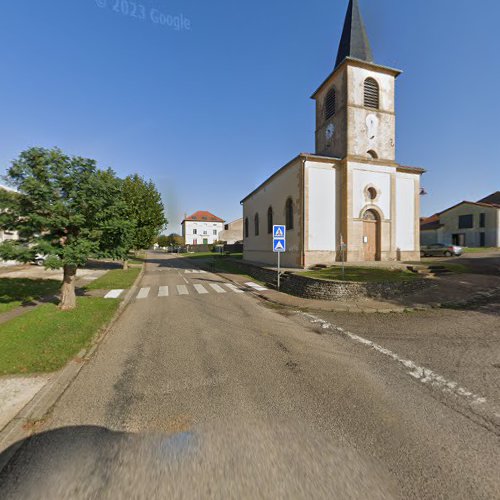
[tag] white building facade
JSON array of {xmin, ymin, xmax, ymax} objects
[
  {"xmin": 181, "ymin": 211, "xmax": 225, "ymax": 246},
  {"xmin": 241, "ymin": 0, "xmax": 423, "ymax": 268}
]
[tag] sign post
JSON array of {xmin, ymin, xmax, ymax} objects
[{"xmin": 273, "ymin": 225, "xmax": 286, "ymax": 290}]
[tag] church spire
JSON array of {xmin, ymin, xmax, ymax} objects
[{"xmin": 335, "ymin": 0, "xmax": 374, "ymax": 69}]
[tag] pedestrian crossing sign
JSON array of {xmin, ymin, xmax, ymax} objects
[
  {"xmin": 273, "ymin": 239, "xmax": 286, "ymax": 253},
  {"xmin": 273, "ymin": 225, "xmax": 286, "ymax": 238}
]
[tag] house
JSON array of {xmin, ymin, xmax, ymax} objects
[
  {"xmin": 218, "ymin": 218, "xmax": 243, "ymax": 244},
  {"xmin": 421, "ymin": 192, "xmax": 500, "ymax": 248},
  {"xmin": 241, "ymin": 0, "xmax": 424, "ymax": 268},
  {"xmin": 181, "ymin": 211, "xmax": 225, "ymax": 246}
]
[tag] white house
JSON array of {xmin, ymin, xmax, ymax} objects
[
  {"xmin": 421, "ymin": 192, "xmax": 500, "ymax": 248},
  {"xmin": 241, "ymin": 0, "xmax": 424, "ymax": 268},
  {"xmin": 181, "ymin": 211, "xmax": 225, "ymax": 246}
]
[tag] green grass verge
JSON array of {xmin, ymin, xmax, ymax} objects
[
  {"xmin": 85, "ymin": 267, "xmax": 141, "ymax": 290},
  {"xmin": 299, "ymin": 266, "xmax": 419, "ymax": 283},
  {"xmin": 461, "ymin": 247, "xmax": 500, "ymax": 253},
  {"xmin": 0, "ymin": 297, "xmax": 120, "ymax": 375},
  {"xmin": 0, "ymin": 278, "xmax": 61, "ymax": 315}
]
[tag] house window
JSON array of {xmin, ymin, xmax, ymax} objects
[
  {"xmin": 203, "ymin": 231, "xmax": 207, "ymax": 235},
  {"xmin": 324, "ymin": 88, "xmax": 336, "ymax": 120},
  {"xmin": 254, "ymin": 213, "xmax": 259, "ymax": 236},
  {"xmin": 364, "ymin": 78, "xmax": 379, "ymax": 109},
  {"xmin": 213, "ymin": 230, "xmax": 217, "ymax": 235},
  {"xmin": 480, "ymin": 233, "xmax": 486, "ymax": 247},
  {"xmin": 285, "ymin": 198, "xmax": 294, "ymax": 230},
  {"xmin": 245, "ymin": 218, "xmax": 249, "ymax": 238},
  {"xmin": 452, "ymin": 234, "xmax": 466, "ymax": 246},
  {"xmin": 267, "ymin": 207, "xmax": 273, "ymax": 234},
  {"xmin": 480, "ymin": 213, "xmax": 486, "ymax": 228},
  {"xmin": 193, "ymin": 239, "xmax": 198, "ymax": 245},
  {"xmin": 458, "ymin": 214, "xmax": 473, "ymax": 229},
  {"xmin": 193, "ymin": 229, "xmax": 197, "ymax": 235}
]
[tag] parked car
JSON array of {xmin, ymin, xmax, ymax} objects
[
  {"xmin": 420, "ymin": 244, "xmax": 463, "ymax": 257},
  {"xmin": 34, "ymin": 253, "xmax": 47, "ymax": 266}
]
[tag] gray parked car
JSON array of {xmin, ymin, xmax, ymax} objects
[{"xmin": 420, "ymin": 244, "xmax": 463, "ymax": 257}]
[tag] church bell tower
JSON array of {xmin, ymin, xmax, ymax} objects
[{"xmin": 312, "ymin": 0, "xmax": 401, "ymax": 164}]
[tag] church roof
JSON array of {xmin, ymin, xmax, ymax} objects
[
  {"xmin": 478, "ymin": 191, "xmax": 500, "ymax": 205},
  {"xmin": 335, "ymin": 0, "xmax": 373, "ymax": 69}
]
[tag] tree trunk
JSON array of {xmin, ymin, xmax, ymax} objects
[
  {"xmin": 122, "ymin": 259, "xmax": 129, "ymax": 271},
  {"xmin": 60, "ymin": 264, "xmax": 77, "ymax": 311}
]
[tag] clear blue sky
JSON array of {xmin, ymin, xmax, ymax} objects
[{"xmin": 0, "ymin": 0, "xmax": 498, "ymax": 233}]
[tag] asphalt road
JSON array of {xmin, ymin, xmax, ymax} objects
[{"xmin": 1, "ymin": 253, "xmax": 499, "ymax": 499}]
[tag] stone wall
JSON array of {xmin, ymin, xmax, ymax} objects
[{"xmin": 216, "ymin": 259, "xmax": 430, "ymax": 301}]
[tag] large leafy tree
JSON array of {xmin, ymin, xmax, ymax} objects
[
  {"xmin": 123, "ymin": 174, "xmax": 167, "ymax": 253},
  {"xmin": 0, "ymin": 147, "xmax": 134, "ymax": 310}
]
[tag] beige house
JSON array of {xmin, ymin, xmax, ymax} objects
[
  {"xmin": 421, "ymin": 192, "xmax": 500, "ymax": 248},
  {"xmin": 219, "ymin": 218, "xmax": 243, "ymax": 244},
  {"xmin": 241, "ymin": 0, "xmax": 424, "ymax": 268}
]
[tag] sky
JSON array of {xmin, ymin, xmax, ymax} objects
[{"xmin": 0, "ymin": 0, "xmax": 499, "ymax": 233}]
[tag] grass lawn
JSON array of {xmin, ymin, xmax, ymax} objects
[
  {"xmin": 0, "ymin": 297, "xmax": 120, "ymax": 375},
  {"xmin": 0, "ymin": 278, "xmax": 61, "ymax": 315},
  {"xmin": 299, "ymin": 266, "xmax": 419, "ymax": 283},
  {"xmin": 85, "ymin": 267, "xmax": 141, "ymax": 291},
  {"xmin": 462, "ymin": 247, "xmax": 500, "ymax": 253}
]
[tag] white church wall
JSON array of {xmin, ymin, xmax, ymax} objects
[
  {"xmin": 243, "ymin": 159, "xmax": 303, "ymax": 267},
  {"xmin": 351, "ymin": 163, "xmax": 393, "ymax": 220},
  {"xmin": 306, "ymin": 162, "xmax": 336, "ymax": 252},
  {"xmin": 395, "ymin": 175, "xmax": 416, "ymax": 251}
]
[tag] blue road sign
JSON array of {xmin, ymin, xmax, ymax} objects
[
  {"xmin": 273, "ymin": 225, "xmax": 286, "ymax": 239},
  {"xmin": 273, "ymin": 239, "xmax": 286, "ymax": 253}
]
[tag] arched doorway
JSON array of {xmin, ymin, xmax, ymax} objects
[{"xmin": 363, "ymin": 209, "xmax": 380, "ymax": 261}]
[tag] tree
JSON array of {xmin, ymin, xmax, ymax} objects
[
  {"xmin": 157, "ymin": 235, "xmax": 169, "ymax": 248},
  {"xmin": 123, "ymin": 174, "xmax": 167, "ymax": 255},
  {"xmin": 0, "ymin": 147, "xmax": 134, "ymax": 310},
  {"xmin": 166, "ymin": 233, "xmax": 183, "ymax": 247}
]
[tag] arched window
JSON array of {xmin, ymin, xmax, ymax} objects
[
  {"xmin": 364, "ymin": 78, "xmax": 379, "ymax": 109},
  {"xmin": 367, "ymin": 150, "xmax": 378, "ymax": 159},
  {"xmin": 267, "ymin": 207, "xmax": 273, "ymax": 234},
  {"xmin": 244, "ymin": 218, "xmax": 249, "ymax": 238},
  {"xmin": 285, "ymin": 198, "xmax": 294, "ymax": 230},
  {"xmin": 254, "ymin": 213, "xmax": 259, "ymax": 236},
  {"xmin": 324, "ymin": 88, "xmax": 336, "ymax": 120}
]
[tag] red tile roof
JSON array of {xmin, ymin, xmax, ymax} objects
[{"xmin": 182, "ymin": 211, "xmax": 224, "ymax": 223}]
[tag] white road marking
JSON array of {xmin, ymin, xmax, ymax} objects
[
  {"xmin": 194, "ymin": 284, "xmax": 208, "ymax": 294},
  {"xmin": 209, "ymin": 284, "xmax": 226, "ymax": 294},
  {"xmin": 245, "ymin": 282, "xmax": 268, "ymax": 291},
  {"xmin": 158, "ymin": 286, "xmax": 169, "ymax": 297},
  {"xmin": 300, "ymin": 312, "xmax": 500, "ymax": 425},
  {"xmin": 137, "ymin": 287, "xmax": 150, "ymax": 299},
  {"xmin": 104, "ymin": 289, "xmax": 124, "ymax": 299},
  {"xmin": 225, "ymin": 284, "xmax": 244, "ymax": 294},
  {"xmin": 177, "ymin": 285, "xmax": 189, "ymax": 296}
]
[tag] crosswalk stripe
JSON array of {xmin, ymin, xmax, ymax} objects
[
  {"xmin": 177, "ymin": 285, "xmax": 189, "ymax": 295},
  {"xmin": 158, "ymin": 286, "xmax": 169, "ymax": 297},
  {"xmin": 225, "ymin": 283, "xmax": 244, "ymax": 294},
  {"xmin": 105, "ymin": 289, "xmax": 124, "ymax": 299},
  {"xmin": 137, "ymin": 287, "xmax": 150, "ymax": 299},
  {"xmin": 209, "ymin": 283, "xmax": 226, "ymax": 294},
  {"xmin": 194, "ymin": 284, "xmax": 208, "ymax": 294},
  {"xmin": 245, "ymin": 282, "xmax": 268, "ymax": 291}
]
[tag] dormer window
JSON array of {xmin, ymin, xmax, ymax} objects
[
  {"xmin": 364, "ymin": 78, "xmax": 379, "ymax": 109},
  {"xmin": 324, "ymin": 88, "xmax": 336, "ymax": 120}
]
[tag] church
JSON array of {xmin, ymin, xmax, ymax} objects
[{"xmin": 241, "ymin": 0, "xmax": 424, "ymax": 268}]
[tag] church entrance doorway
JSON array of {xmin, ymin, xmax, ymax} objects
[{"xmin": 363, "ymin": 210, "xmax": 380, "ymax": 261}]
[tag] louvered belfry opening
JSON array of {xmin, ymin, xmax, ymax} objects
[
  {"xmin": 325, "ymin": 88, "xmax": 336, "ymax": 119},
  {"xmin": 364, "ymin": 78, "xmax": 379, "ymax": 109}
]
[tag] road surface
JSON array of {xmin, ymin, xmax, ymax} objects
[{"xmin": 0, "ymin": 253, "xmax": 499, "ymax": 499}]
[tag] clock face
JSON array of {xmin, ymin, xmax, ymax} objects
[
  {"xmin": 325, "ymin": 123, "xmax": 335, "ymax": 141},
  {"xmin": 366, "ymin": 114, "xmax": 379, "ymax": 140}
]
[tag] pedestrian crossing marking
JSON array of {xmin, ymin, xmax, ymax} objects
[
  {"xmin": 209, "ymin": 284, "xmax": 226, "ymax": 294},
  {"xmin": 158, "ymin": 286, "xmax": 169, "ymax": 297},
  {"xmin": 225, "ymin": 284, "xmax": 244, "ymax": 294},
  {"xmin": 137, "ymin": 287, "xmax": 150, "ymax": 299},
  {"xmin": 193, "ymin": 284, "xmax": 208, "ymax": 294},
  {"xmin": 245, "ymin": 282, "xmax": 268, "ymax": 292},
  {"xmin": 177, "ymin": 285, "xmax": 189, "ymax": 295},
  {"xmin": 184, "ymin": 269, "xmax": 207, "ymax": 274},
  {"xmin": 105, "ymin": 289, "xmax": 124, "ymax": 299}
]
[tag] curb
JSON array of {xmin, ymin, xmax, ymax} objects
[{"xmin": 0, "ymin": 263, "xmax": 146, "ymax": 473}]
